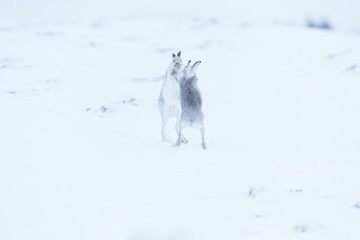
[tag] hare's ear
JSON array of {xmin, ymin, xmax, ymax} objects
[
  {"xmin": 191, "ymin": 61, "xmax": 201, "ymax": 72},
  {"xmin": 172, "ymin": 53, "xmax": 176, "ymax": 58},
  {"xmin": 177, "ymin": 51, "xmax": 181, "ymax": 57},
  {"xmin": 186, "ymin": 60, "xmax": 191, "ymax": 67}
]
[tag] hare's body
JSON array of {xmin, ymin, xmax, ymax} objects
[
  {"xmin": 176, "ymin": 61, "xmax": 206, "ymax": 149},
  {"xmin": 179, "ymin": 76, "xmax": 204, "ymax": 128},
  {"xmin": 158, "ymin": 51, "xmax": 187, "ymax": 143}
]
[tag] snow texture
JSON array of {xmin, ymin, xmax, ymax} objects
[{"xmin": 1, "ymin": 1, "xmax": 360, "ymax": 240}]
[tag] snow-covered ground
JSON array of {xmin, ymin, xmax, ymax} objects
[{"xmin": 1, "ymin": 1, "xmax": 360, "ymax": 239}]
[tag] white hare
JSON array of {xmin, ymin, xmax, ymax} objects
[
  {"xmin": 176, "ymin": 60, "xmax": 206, "ymax": 149},
  {"xmin": 158, "ymin": 51, "xmax": 187, "ymax": 143}
]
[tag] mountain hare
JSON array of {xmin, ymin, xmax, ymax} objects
[
  {"xmin": 158, "ymin": 51, "xmax": 187, "ymax": 143},
  {"xmin": 176, "ymin": 60, "xmax": 206, "ymax": 149}
]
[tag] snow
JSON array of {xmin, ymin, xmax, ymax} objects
[{"xmin": 1, "ymin": 1, "xmax": 360, "ymax": 239}]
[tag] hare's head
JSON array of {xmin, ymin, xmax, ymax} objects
[
  {"xmin": 171, "ymin": 51, "xmax": 182, "ymax": 70},
  {"xmin": 183, "ymin": 60, "xmax": 201, "ymax": 78}
]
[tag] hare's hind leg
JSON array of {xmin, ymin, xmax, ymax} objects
[
  {"xmin": 158, "ymin": 98, "xmax": 169, "ymax": 142},
  {"xmin": 176, "ymin": 115, "xmax": 188, "ymax": 144},
  {"xmin": 175, "ymin": 121, "xmax": 184, "ymax": 147},
  {"xmin": 200, "ymin": 127, "xmax": 206, "ymax": 150},
  {"xmin": 160, "ymin": 112, "xmax": 169, "ymax": 142},
  {"xmin": 161, "ymin": 123, "xmax": 167, "ymax": 142}
]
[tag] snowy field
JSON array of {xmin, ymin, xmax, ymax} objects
[{"xmin": 1, "ymin": 1, "xmax": 360, "ymax": 239}]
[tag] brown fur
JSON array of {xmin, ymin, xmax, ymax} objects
[{"xmin": 171, "ymin": 69, "xmax": 179, "ymax": 82}]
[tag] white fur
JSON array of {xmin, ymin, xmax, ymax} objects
[{"xmin": 157, "ymin": 52, "xmax": 187, "ymax": 143}]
